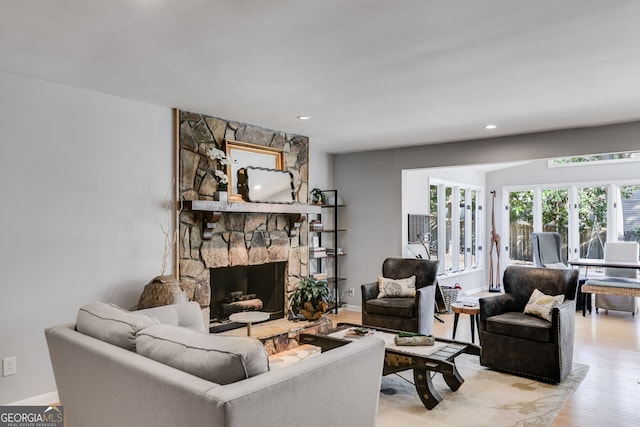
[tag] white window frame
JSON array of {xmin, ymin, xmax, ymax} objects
[{"xmin": 429, "ymin": 178, "xmax": 484, "ymax": 276}]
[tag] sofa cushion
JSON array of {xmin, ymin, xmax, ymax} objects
[
  {"xmin": 366, "ymin": 297, "xmax": 415, "ymax": 318},
  {"xmin": 76, "ymin": 302, "xmax": 159, "ymax": 352},
  {"xmin": 524, "ymin": 288, "xmax": 564, "ymax": 321},
  {"xmin": 135, "ymin": 324, "xmax": 269, "ymax": 385},
  {"xmin": 137, "ymin": 302, "xmax": 205, "ymax": 332},
  {"xmin": 485, "ymin": 312, "xmax": 552, "ymax": 343},
  {"xmin": 377, "ymin": 275, "xmax": 416, "ymax": 298}
]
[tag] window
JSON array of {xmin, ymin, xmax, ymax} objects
[
  {"xmin": 550, "ymin": 151, "xmax": 640, "ymax": 167},
  {"xmin": 505, "ymin": 183, "xmax": 640, "ymax": 264},
  {"xmin": 508, "ymin": 190, "xmax": 533, "ymax": 265},
  {"xmin": 428, "ymin": 180, "xmax": 483, "ymax": 275},
  {"xmin": 578, "ymin": 186, "xmax": 607, "ymax": 258}
]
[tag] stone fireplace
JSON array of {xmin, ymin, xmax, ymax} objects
[{"xmin": 176, "ymin": 110, "xmax": 312, "ymax": 330}]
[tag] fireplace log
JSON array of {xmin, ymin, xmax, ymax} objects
[{"xmin": 223, "ymin": 299, "xmax": 264, "ymax": 314}]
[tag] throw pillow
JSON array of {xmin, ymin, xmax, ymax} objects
[
  {"xmin": 76, "ymin": 302, "xmax": 159, "ymax": 352},
  {"xmin": 135, "ymin": 324, "xmax": 269, "ymax": 385},
  {"xmin": 377, "ymin": 275, "xmax": 416, "ymax": 298},
  {"xmin": 523, "ymin": 289, "xmax": 565, "ymax": 322}
]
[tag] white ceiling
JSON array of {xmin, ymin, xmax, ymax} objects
[{"xmin": 2, "ymin": 0, "xmax": 640, "ymax": 154}]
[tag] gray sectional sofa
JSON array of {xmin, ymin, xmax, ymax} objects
[{"xmin": 45, "ymin": 302, "xmax": 385, "ymax": 427}]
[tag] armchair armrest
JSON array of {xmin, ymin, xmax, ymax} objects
[
  {"xmin": 361, "ymin": 282, "xmax": 379, "ymax": 306},
  {"xmin": 551, "ymin": 299, "xmax": 576, "ymax": 344},
  {"xmin": 416, "ymin": 285, "xmax": 436, "ymax": 336},
  {"xmin": 479, "ymin": 294, "xmax": 515, "ymax": 333}
]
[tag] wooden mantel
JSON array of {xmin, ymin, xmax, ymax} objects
[
  {"xmin": 184, "ymin": 200, "xmax": 321, "ymax": 238},
  {"xmin": 186, "ymin": 200, "xmax": 321, "ymax": 215}
]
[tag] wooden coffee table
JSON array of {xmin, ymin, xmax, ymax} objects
[{"xmin": 300, "ymin": 323, "xmax": 480, "ymax": 410}]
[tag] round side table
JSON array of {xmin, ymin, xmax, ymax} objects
[
  {"xmin": 450, "ymin": 302, "xmax": 480, "ymax": 344},
  {"xmin": 228, "ymin": 311, "xmax": 270, "ymax": 336}
]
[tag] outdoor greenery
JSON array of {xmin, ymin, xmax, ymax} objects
[
  {"xmin": 552, "ymin": 151, "xmax": 640, "ymax": 165},
  {"xmin": 509, "ymin": 186, "xmax": 640, "ymax": 233}
]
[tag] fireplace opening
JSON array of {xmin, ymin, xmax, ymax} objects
[{"xmin": 209, "ymin": 262, "xmax": 286, "ymax": 333}]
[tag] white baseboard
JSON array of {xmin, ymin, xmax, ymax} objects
[
  {"xmin": 8, "ymin": 391, "xmax": 59, "ymax": 406},
  {"xmin": 340, "ymin": 304, "xmax": 361, "ymax": 312}
]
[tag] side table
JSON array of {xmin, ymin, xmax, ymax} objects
[
  {"xmin": 228, "ymin": 311, "xmax": 270, "ymax": 336},
  {"xmin": 451, "ymin": 302, "xmax": 480, "ymax": 344}
]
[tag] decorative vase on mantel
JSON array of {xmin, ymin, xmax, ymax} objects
[{"xmin": 215, "ymin": 190, "xmax": 228, "ymax": 202}]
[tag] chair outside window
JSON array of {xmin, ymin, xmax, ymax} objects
[
  {"xmin": 531, "ymin": 232, "xmax": 566, "ymax": 268},
  {"xmin": 593, "ymin": 241, "xmax": 639, "ymax": 315}
]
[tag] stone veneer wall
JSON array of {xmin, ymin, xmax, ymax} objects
[{"xmin": 177, "ymin": 110, "xmax": 310, "ymax": 320}]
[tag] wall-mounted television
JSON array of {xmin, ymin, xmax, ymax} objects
[{"xmin": 408, "ymin": 214, "xmax": 431, "ymax": 244}]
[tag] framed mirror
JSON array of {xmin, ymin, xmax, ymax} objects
[
  {"xmin": 225, "ymin": 140, "xmax": 285, "ymax": 202},
  {"xmin": 238, "ymin": 167, "xmax": 295, "ymax": 203}
]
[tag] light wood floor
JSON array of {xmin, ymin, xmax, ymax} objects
[{"xmin": 326, "ymin": 305, "xmax": 640, "ymax": 426}]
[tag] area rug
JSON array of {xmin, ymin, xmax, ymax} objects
[{"xmin": 376, "ymin": 354, "xmax": 588, "ymax": 427}]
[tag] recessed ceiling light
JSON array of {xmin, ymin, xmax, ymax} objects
[
  {"xmin": 484, "ymin": 124, "xmax": 497, "ymax": 130},
  {"xmin": 297, "ymin": 115, "xmax": 312, "ymax": 120}
]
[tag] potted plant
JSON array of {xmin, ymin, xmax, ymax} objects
[
  {"xmin": 311, "ymin": 188, "xmax": 326, "ymax": 205},
  {"xmin": 289, "ymin": 276, "xmax": 333, "ymax": 320}
]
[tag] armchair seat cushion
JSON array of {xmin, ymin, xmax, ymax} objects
[
  {"xmin": 485, "ymin": 312, "xmax": 552, "ymax": 343},
  {"xmin": 365, "ymin": 297, "xmax": 415, "ymax": 318}
]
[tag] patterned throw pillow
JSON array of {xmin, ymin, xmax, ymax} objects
[
  {"xmin": 523, "ymin": 288, "xmax": 565, "ymax": 321},
  {"xmin": 377, "ymin": 275, "xmax": 416, "ymax": 298}
]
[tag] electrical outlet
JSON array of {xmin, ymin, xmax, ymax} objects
[
  {"xmin": 349, "ymin": 287, "xmax": 355, "ymax": 296},
  {"xmin": 3, "ymin": 357, "xmax": 16, "ymax": 376}
]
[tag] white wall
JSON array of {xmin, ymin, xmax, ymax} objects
[
  {"xmin": 0, "ymin": 72, "xmax": 173, "ymax": 404},
  {"xmin": 334, "ymin": 122, "xmax": 640, "ymax": 307}
]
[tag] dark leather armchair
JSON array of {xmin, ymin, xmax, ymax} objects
[
  {"xmin": 361, "ymin": 258, "xmax": 439, "ymax": 335},
  {"xmin": 479, "ymin": 266, "xmax": 579, "ymax": 384}
]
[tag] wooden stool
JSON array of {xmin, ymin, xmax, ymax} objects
[{"xmin": 451, "ymin": 302, "xmax": 480, "ymax": 344}]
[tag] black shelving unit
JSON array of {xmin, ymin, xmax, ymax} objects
[{"xmin": 309, "ymin": 189, "xmax": 346, "ymax": 314}]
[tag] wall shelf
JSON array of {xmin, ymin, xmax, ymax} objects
[{"xmin": 309, "ymin": 190, "xmax": 346, "ymax": 314}]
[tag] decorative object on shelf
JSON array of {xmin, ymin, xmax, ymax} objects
[
  {"xmin": 137, "ymin": 275, "xmax": 189, "ymax": 309},
  {"xmin": 394, "ymin": 332, "xmax": 435, "ymax": 346},
  {"xmin": 309, "ymin": 219, "xmax": 323, "ymax": 231},
  {"xmin": 289, "ymin": 276, "xmax": 333, "ymax": 321},
  {"xmin": 345, "ymin": 327, "xmax": 374, "ymax": 337},
  {"xmin": 311, "ymin": 188, "xmax": 326, "ymax": 205},
  {"xmin": 205, "ymin": 146, "xmax": 230, "ymax": 202}
]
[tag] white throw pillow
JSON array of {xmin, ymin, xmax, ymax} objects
[
  {"xmin": 523, "ymin": 289, "xmax": 565, "ymax": 322},
  {"xmin": 377, "ymin": 275, "xmax": 416, "ymax": 298}
]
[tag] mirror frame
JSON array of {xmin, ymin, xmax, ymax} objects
[{"xmin": 225, "ymin": 140, "xmax": 285, "ymax": 202}]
